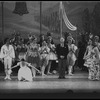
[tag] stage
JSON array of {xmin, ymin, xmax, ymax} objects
[
  {"xmin": 0, "ymin": 70, "xmax": 100, "ymax": 93},
  {"xmin": 0, "ymin": 69, "xmax": 100, "ymax": 99}
]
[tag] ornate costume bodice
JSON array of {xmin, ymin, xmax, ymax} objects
[
  {"xmin": 40, "ymin": 46, "xmax": 49, "ymax": 54},
  {"xmin": 87, "ymin": 45, "xmax": 93, "ymax": 56},
  {"xmin": 27, "ymin": 43, "xmax": 38, "ymax": 57},
  {"xmin": 68, "ymin": 44, "xmax": 77, "ymax": 53},
  {"xmin": 48, "ymin": 43, "xmax": 55, "ymax": 52}
]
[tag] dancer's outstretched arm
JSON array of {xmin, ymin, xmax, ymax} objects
[
  {"xmin": 26, "ymin": 62, "xmax": 41, "ymax": 74},
  {"xmin": 11, "ymin": 63, "xmax": 20, "ymax": 69}
]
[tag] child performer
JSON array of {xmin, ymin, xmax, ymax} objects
[{"xmin": 9, "ymin": 59, "xmax": 41, "ymax": 81}]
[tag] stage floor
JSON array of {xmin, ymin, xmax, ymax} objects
[{"xmin": 0, "ymin": 71, "xmax": 100, "ymax": 94}]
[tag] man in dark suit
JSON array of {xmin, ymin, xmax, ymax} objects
[{"xmin": 56, "ymin": 37, "xmax": 69, "ymax": 79}]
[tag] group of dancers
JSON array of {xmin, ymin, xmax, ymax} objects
[
  {"xmin": 0, "ymin": 33, "xmax": 58, "ymax": 81},
  {"xmin": 0, "ymin": 32, "xmax": 100, "ymax": 81}
]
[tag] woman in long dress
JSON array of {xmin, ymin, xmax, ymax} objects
[
  {"xmin": 67, "ymin": 36, "xmax": 78, "ymax": 75},
  {"xmin": 84, "ymin": 36, "xmax": 100, "ymax": 80},
  {"xmin": 83, "ymin": 39, "xmax": 94, "ymax": 79}
]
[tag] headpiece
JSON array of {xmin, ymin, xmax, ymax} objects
[{"xmin": 60, "ymin": 37, "xmax": 65, "ymax": 42}]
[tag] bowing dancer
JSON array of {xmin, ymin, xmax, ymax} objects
[
  {"xmin": 39, "ymin": 41, "xmax": 50, "ymax": 76},
  {"xmin": 0, "ymin": 38, "xmax": 15, "ymax": 80},
  {"xmin": 9, "ymin": 59, "xmax": 41, "ymax": 82},
  {"xmin": 67, "ymin": 36, "xmax": 78, "ymax": 76},
  {"xmin": 56, "ymin": 37, "xmax": 69, "ymax": 79}
]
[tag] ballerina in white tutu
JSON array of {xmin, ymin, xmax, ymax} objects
[
  {"xmin": 46, "ymin": 36, "xmax": 57, "ymax": 75},
  {"xmin": 9, "ymin": 59, "xmax": 41, "ymax": 82}
]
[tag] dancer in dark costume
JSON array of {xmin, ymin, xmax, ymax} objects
[{"xmin": 38, "ymin": 34, "xmax": 45, "ymax": 47}]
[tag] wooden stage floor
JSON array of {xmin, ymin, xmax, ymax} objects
[{"xmin": 0, "ymin": 71, "xmax": 100, "ymax": 94}]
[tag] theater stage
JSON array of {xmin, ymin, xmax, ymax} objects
[
  {"xmin": 0, "ymin": 70, "xmax": 100, "ymax": 93},
  {"xmin": 0, "ymin": 70, "xmax": 100, "ymax": 99}
]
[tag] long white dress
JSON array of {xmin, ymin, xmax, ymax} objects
[
  {"xmin": 17, "ymin": 62, "xmax": 33, "ymax": 81},
  {"xmin": 84, "ymin": 45, "xmax": 93, "ymax": 68}
]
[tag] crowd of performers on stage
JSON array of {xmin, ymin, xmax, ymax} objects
[{"xmin": 0, "ymin": 32, "xmax": 100, "ymax": 81}]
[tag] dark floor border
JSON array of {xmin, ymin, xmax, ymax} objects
[
  {"xmin": 0, "ymin": 92, "xmax": 100, "ymax": 99},
  {"xmin": 0, "ymin": 89, "xmax": 100, "ymax": 99}
]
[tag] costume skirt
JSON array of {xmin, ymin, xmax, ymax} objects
[
  {"xmin": 47, "ymin": 52, "xmax": 57, "ymax": 60},
  {"xmin": 18, "ymin": 67, "xmax": 33, "ymax": 81},
  {"xmin": 67, "ymin": 53, "xmax": 76, "ymax": 66},
  {"xmin": 27, "ymin": 56, "xmax": 40, "ymax": 68}
]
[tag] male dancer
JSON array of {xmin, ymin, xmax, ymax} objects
[{"xmin": 0, "ymin": 38, "xmax": 15, "ymax": 80}]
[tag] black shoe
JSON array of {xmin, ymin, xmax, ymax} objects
[
  {"xmin": 62, "ymin": 77, "xmax": 66, "ymax": 79},
  {"xmin": 58, "ymin": 77, "xmax": 66, "ymax": 79}
]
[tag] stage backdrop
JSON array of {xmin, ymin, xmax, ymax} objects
[{"xmin": 0, "ymin": 1, "xmax": 97, "ymax": 43}]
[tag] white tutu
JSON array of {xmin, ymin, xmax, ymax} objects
[
  {"xmin": 18, "ymin": 67, "xmax": 33, "ymax": 81},
  {"xmin": 47, "ymin": 52, "xmax": 57, "ymax": 60}
]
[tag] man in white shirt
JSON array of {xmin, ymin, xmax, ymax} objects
[{"xmin": 0, "ymin": 38, "xmax": 15, "ymax": 80}]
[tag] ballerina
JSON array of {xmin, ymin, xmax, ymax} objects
[
  {"xmin": 39, "ymin": 41, "xmax": 50, "ymax": 76},
  {"xmin": 8, "ymin": 59, "xmax": 41, "ymax": 82},
  {"xmin": 67, "ymin": 36, "xmax": 78, "ymax": 75},
  {"xmin": 26, "ymin": 37, "xmax": 41, "ymax": 78},
  {"xmin": 46, "ymin": 36, "xmax": 57, "ymax": 75}
]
